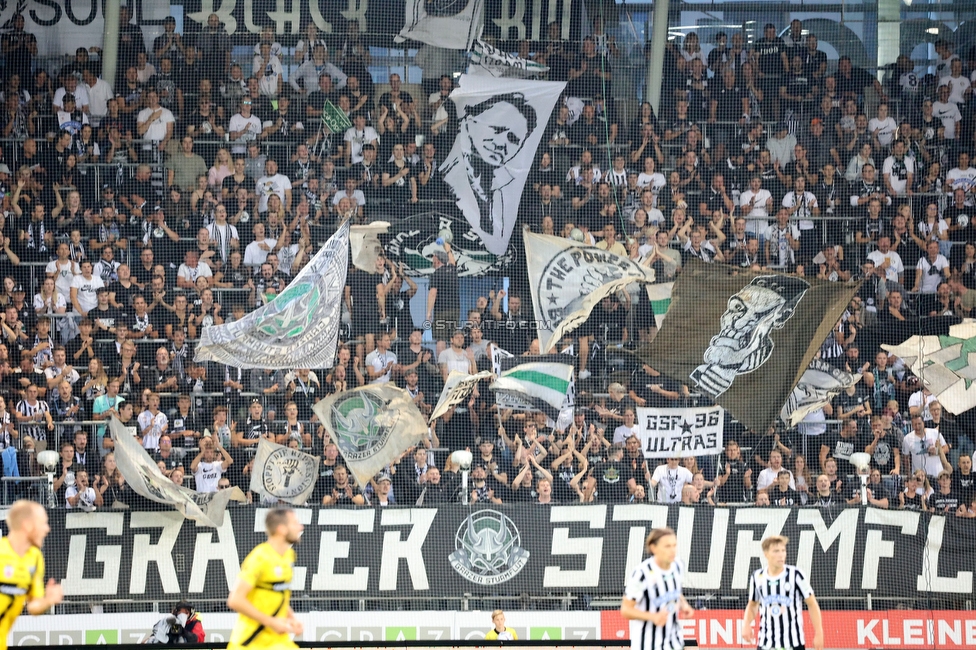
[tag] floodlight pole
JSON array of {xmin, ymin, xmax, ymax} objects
[
  {"xmin": 645, "ymin": 0, "xmax": 670, "ymax": 117},
  {"xmin": 101, "ymin": 0, "xmax": 122, "ymax": 92}
]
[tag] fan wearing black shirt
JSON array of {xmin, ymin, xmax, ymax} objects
[
  {"xmin": 770, "ymin": 470, "xmax": 800, "ymax": 506},
  {"xmin": 89, "ymin": 287, "xmax": 123, "ymax": 336},
  {"xmin": 589, "ymin": 443, "xmax": 628, "ymax": 502},
  {"xmin": 714, "ymin": 439, "xmax": 752, "ymax": 503},
  {"xmin": 928, "ymin": 471, "xmax": 961, "ymax": 514},
  {"xmin": 820, "ymin": 419, "xmax": 868, "ymax": 471},
  {"xmin": 952, "ymin": 454, "xmax": 975, "ymax": 504}
]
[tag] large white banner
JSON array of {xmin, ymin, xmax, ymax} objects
[
  {"xmin": 636, "ymin": 406, "xmax": 725, "ymax": 458},
  {"xmin": 195, "ymin": 221, "xmax": 349, "ymax": 369},
  {"xmin": 395, "ymin": 0, "xmax": 485, "ymax": 50},
  {"xmin": 441, "ymin": 75, "xmax": 565, "ymax": 256},
  {"xmin": 0, "ymin": 2, "xmax": 169, "ymax": 57}
]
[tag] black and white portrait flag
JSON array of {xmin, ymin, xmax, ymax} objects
[{"xmin": 441, "ymin": 75, "xmax": 566, "ymax": 257}]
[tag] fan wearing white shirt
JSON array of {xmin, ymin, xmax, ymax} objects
[
  {"xmin": 932, "ymin": 84, "xmax": 962, "ymax": 139},
  {"xmin": 941, "ymin": 60, "xmax": 971, "ymax": 105},
  {"xmin": 781, "ymin": 176, "xmax": 819, "ymax": 234},
  {"xmin": 227, "ymin": 99, "xmax": 263, "ymax": 155},
  {"xmin": 344, "ymin": 112, "xmax": 379, "ymax": 165},
  {"xmin": 612, "ymin": 409, "xmax": 640, "ymax": 445},
  {"xmin": 882, "ymin": 141, "xmax": 915, "ymax": 197},
  {"xmin": 650, "ymin": 458, "xmax": 694, "ymax": 504},
  {"xmin": 756, "ymin": 450, "xmax": 796, "ymax": 493},
  {"xmin": 191, "ymin": 438, "xmax": 233, "ymax": 493},
  {"xmin": 945, "ymin": 152, "xmax": 976, "ymax": 193},
  {"xmin": 253, "ymin": 43, "xmax": 283, "ymax": 98},
  {"xmin": 739, "ymin": 176, "xmax": 774, "ymax": 239},
  {"xmin": 914, "ymin": 240, "xmax": 950, "ymax": 295},
  {"xmin": 868, "ymin": 104, "xmax": 897, "ymax": 151},
  {"xmin": 901, "ymin": 413, "xmax": 949, "ymax": 479},
  {"xmin": 255, "ymin": 158, "xmax": 292, "ymax": 213},
  {"xmin": 243, "ymin": 222, "xmax": 277, "ymax": 273},
  {"xmin": 205, "ymin": 204, "xmax": 240, "ymax": 265},
  {"xmin": 365, "ymin": 333, "xmax": 398, "ymax": 385}
]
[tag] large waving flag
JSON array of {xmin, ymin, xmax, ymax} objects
[
  {"xmin": 195, "ymin": 222, "xmax": 349, "ymax": 369},
  {"xmin": 395, "ymin": 0, "xmax": 485, "ymax": 50},
  {"xmin": 110, "ymin": 418, "xmax": 245, "ymax": 526},
  {"xmin": 490, "ymin": 356, "xmax": 575, "ymax": 421},
  {"xmin": 469, "ymin": 39, "xmax": 549, "ymax": 78},
  {"xmin": 441, "ymin": 75, "xmax": 566, "ymax": 258},
  {"xmin": 643, "ymin": 261, "xmax": 860, "ymax": 434},
  {"xmin": 882, "ymin": 321, "xmax": 976, "ymax": 415},
  {"xmin": 525, "ymin": 231, "xmax": 656, "ymax": 352},
  {"xmin": 313, "ymin": 384, "xmax": 429, "ymax": 487}
]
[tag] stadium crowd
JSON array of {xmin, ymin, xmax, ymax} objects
[{"xmin": 0, "ymin": 10, "xmax": 974, "ymax": 515}]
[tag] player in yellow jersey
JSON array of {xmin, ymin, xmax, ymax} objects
[
  {"xmin": 226, "ymin": 507, "xmax": 304, "ymax": 650},
  {"xmin": 0, "ymin": 501, "xmax": 63, "ymax": 649}
]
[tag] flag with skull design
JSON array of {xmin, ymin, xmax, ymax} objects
[{"xmin": 644, "ymin": 261, "xmax": 860, "ymax": 434}]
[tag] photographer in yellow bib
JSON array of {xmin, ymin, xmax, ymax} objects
[
  {"xmin": 226, "ymin": 507, "xmax": 304, "ymax": 650},
  {"xmin": 0, "ymin": 501, "xmax": 63, "ymax": 649}
]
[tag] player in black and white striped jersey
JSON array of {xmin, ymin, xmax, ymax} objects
[
  {"xmin": 742, "ymin": 536, "xmax": 824, "ymax": 650},
  {"xmin": 620, "ymin": 528, "xmax": 694, "ymax": 650}
]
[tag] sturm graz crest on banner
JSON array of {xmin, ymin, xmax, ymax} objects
[
  {"xmin": 449, "ymin": 510, "xmax": 529, "ymax": 585},
  {"xmin": 329, "ymin": 390, "xmax": 398, "ymax": 462},
  {"xmin": 691, "ymin": 275, "xmax": 810, "ymax": 399},
  {"xmin": 384, "ymin": 212, "xmax": 515, "ymax": 277}
]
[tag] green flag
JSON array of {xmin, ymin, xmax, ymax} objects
[{"xmin": 321, "ymin": 99, "xmax": 352, "ymax": 134}]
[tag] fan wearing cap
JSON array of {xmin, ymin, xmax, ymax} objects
[{"xmin": 369, "ymin": 474, "xmax": 394, "ymax": 507}]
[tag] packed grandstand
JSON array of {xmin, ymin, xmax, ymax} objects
[{"xmin": 0, "ymin": 2, "xmax": 972, "ymax": 524}]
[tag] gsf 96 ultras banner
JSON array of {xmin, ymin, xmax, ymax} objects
[
  {"xmin": 637, "ymin": 406, "xmax": 724, "ymax": 458},
  {"xmin": 35, "ymin": 505, "xmax": 976, "ymax": 600}
]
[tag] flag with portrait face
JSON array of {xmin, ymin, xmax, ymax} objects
[
  {"xmin": 439, "ymin": 75, "xmax": 565, "ymax": 262},
  {"xmin": 643, "ymin": 261, "xmax": 860, "ymax": 434}
]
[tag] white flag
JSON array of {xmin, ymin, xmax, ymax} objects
[
  {"xmin": 645, "ymin": 282, "xmax": 674, "ymax": 329},
  {"xmin": 441, "ymin": 75, "xmax": 565, "ymax": 257},
  {"xmin": 429, "ymin": 370, "xmax": 494, "ymax": 423},
  {"xmin": 781, "ymin": 359, "xmax": 861, "ymax": 426},
  {"xmin": 249, "ymin": 438, "xmax": 321, "ymax": 505},
  {"xmin": 350, "ymin": 222, "xmax": 390, "ymax": 273},
  {"xmin": 469, "ymin": 39, "xmax": 549, "ymax": 78},
  {"xmin": 195, "ymin": 222, "xmax": 349, "ymax": 369},
  {"xmin": 395, "ymin": 0, "xmax": 485, "ymax": 50},
  {"xmin": 110, "ymin": 418, "xmax": 245, "ymax": 527},
  {"xmin": 524, "ymin": 231, "xmax": 656, "ymax": 352},
  {"xmin": 313, "ymin": 384, "xmax": 429, "ymax": 488}
]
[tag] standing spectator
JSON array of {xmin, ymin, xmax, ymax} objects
[
  {"xmin": 426, "ymin": 246, "xmax": 459, "ymax": 344},
  {"xmin": 138, "ymin": 392, "xmax": 168, "ymax": 452},
  {"xmin": 902, "ymin": 414, "xmax": 950, "ymax": 479},
  {"xmin": 650, "ymin": 457, "xmax": 693, "ymax": 504},
  {"xmin": 191, "ymin": 437, "xmax": 232, "ymax": 493},
  {"xmin": 196, "ymin": 14, "xmax": 232, "ymax": 82},
  {"xmin": 117, "ymin": 6, "xmax": 146, "ymax": 82},
  {"xmin": 136, "ymin": 90, "xmax": 174, "ymax": 160},
  {"xmin": 1, "ymin": 15, "xmax": 36, "ymax": 84}
]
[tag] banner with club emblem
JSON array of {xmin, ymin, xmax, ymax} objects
[
  {"xmin": 195, "ymin": 221, "xmax": 349, "ymax": 369},
  {"xmin": 469, "ymin": 39, "xmax": 549, "ymax": 78},
  {"xmin": 110, "ymin": 418, "xmax": 245, "ymax": 527},
  {"xmin": 782, "ymin": 359, "xmax": 861, "ymax": 425},
  {"xmin": 249, "ymin": 438, "xmax": 321, "ymax": 505},
  {"xmin": 313, "ymin": 384, "xmax": 429, "ymax": 487}
]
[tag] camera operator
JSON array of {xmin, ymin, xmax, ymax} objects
[{"xmin": 147, "ymin": 601, "xmax": 205, "ymax": 644}]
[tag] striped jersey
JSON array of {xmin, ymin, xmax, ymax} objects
[
  {"xmin": 624, "ymin": 557, "xmax": 686, "ymax": 650},
  {"xmin": 748, "ymin": 565, "xmax": 814, "ymax": 649}
]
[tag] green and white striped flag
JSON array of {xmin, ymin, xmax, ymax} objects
[
  {"xmin": 645, "ymin": 282, "xmax": 674, "ymax": 329},
  {"xmin": 491, "ymin": 360, "xmax": 574, "ymax": 420}
]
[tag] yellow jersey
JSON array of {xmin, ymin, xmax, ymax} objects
[
  {"xmin": 0, "ymin": 537, "xmax": 45, "ymax": 649},
  {"xmin": 227, "ymin": 542, "xmax": 297, "ymax": 650},
  {"xmin": 485, "ymin": 627, "xmax": 518, "ymax": 641}
]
